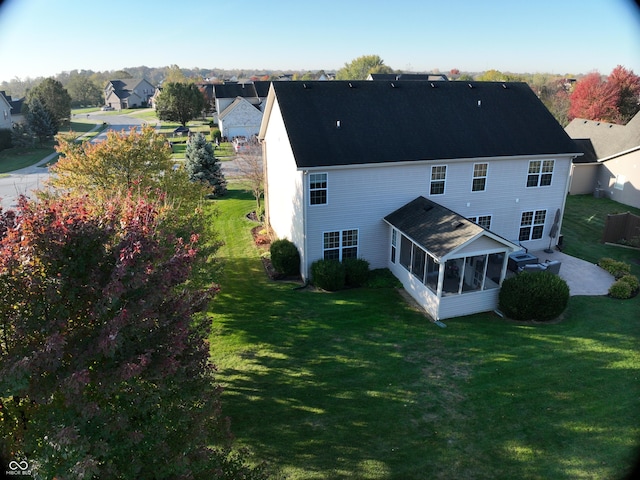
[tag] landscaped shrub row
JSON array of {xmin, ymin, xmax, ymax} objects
[
  {"xmin": 598, "ymin": 257, "xmax": 631, "ymax": 279},
  {"xmin": 598, "ymin": 258, "xmax": 639, "ymax": 299},
  {"xmin": 311, "ymin": 258, "xmax": 370, "ymax": 291},
  {"xmin": 498, "ymin": 271, "xmax": 570, "ymax": 321},
  {"xmin": 609, "ymin": 274, "xmax": 640, "ymax": 299}
]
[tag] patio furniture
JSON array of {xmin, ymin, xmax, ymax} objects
[{"xmin": 508, "ymin": 251, "xmax": 539, "ymax": 272}]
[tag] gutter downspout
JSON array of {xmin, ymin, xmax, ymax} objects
[{"xmin": 302, "ymin": 170, "xmax": 309, "ymax": 282}]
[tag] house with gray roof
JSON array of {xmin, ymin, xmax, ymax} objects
[
  {"xmin": 566, "ymin": 112, "xmax": 640, "ymax": 209},
  {"xmin": 259, "ymin": 80, "xmax": 580, "ymax": 320},
  {"xmin": 213, "ymin": 81, "xmax": 270, "ymax": 139},
  {"xmin": 104, "ymin": 78, "xmax": 155, "ymax": 110},
  {"xmin": 0, "ymin": 91, "xmax": 12, "ymax": 130}
]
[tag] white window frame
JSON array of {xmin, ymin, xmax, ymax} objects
[
  {"xmin": 309, "ymin": 172, "xmax": 328, "ymax": 206},
  {"xmin": 472, "ymin": 163, "xmax": 488, "ymax": 192},
  {"xmin": 526, "ymin": 160, "xmax": 554, "ymax": 188},
  {"xmin": 430, "ymin": 165, "xmax": 447, "ymax": 195},
  {"xmin": 323, "ymin": 229, "xmax": 359, "ymax": 261},
  {"xmin": 468, "ymin": 215, "xmax": 492, "ymax": 230},
  {"xmin": 519, "ymin": 209, "xmax": 546, "ymax": 241}
]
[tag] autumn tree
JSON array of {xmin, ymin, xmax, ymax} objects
[
  {"xmin": 607, "ymin": 65, "xmax": 640, "ymax": 123},
  {"xmin": 185, "ymin": 132, "xmax": 227, "ymax": 196},
  {"xmin": 155, "ymin": 82, "xmax": 206, "ymax": 126},
  {"xmin": 336, "ymin": 55, "xmax": 393, "ymax": 80},
  {"xmin": 25, "ymin": 77, "xmax": 71, "ymax": 129},
  {"xmin": 0, "ymin": 194, "xmax": 267, "ymax": 479},
  {"xmin": 569, "ymin": 71, "xmax": 619, "ymax": 122}
]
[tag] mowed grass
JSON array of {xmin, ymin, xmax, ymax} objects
[{"xmin": 206, "ymin": 186, "xmax": 640, "ymax": 479}]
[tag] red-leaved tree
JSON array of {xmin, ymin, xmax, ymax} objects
[
  {"xmin": 0, "ymin": 194, "xmax": 266, "ymax": 479},
  {"xmin": 569, "ymin": 66, "xmax": 640, "ymax": 124},
  {"xmin": 569, "ymin": 71, "xmax": 620, "ymax": 122}
]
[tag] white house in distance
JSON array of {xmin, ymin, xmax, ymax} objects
[
  {"xmin": 213, "ymin": 81, "xmax": 270, "ymax": 139},
  {"xmin": 259, "ymin": 80, "xmax": 581, "ymax": 320}
]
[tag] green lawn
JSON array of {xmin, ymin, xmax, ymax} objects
[{"xmin": 206, "ymin": 187, "xmax": 640, "ymax": 479}]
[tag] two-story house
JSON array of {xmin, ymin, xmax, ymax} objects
[
  {"xmin": 0, "ymin": 91, "xmax": 12, "ymax": 130},
  {"xmin": 213, "ymin": 81, "xmax": 270, "ymax": 139},
  {"xmin": 104, "ymin": 78, "xmax": 155, "ymax": 110},
  {"xmin": 258, "ymin": 81, "xmax": 580, "ymax": 320}
]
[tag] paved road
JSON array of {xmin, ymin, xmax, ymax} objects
[{"xmin": 0, "ymin": 112, "xmax": 148, "ymax": 210}]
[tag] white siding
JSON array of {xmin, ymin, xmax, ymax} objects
[
  {"xmin": 263, "ymin": 98, "xmax": 306, "ymax": 277},
  {"xmin": 303, "ymin": 155, "xmax": 572, "ymax": 273}
]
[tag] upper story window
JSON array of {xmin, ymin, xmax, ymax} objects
[
  {"xmin": 472, "ymin": 163, "xmax": 488, "ymax": 192},
  {"xmin": 309, "ymin": 172, "xmax": 327, "ymax": 205},
  {"xmin": 527, "ymin": 160, "xmax": 554, "ymax": 187},
  {"xmin": 430, "ymin": 165, "xmax": 446, "ymax": 195}
]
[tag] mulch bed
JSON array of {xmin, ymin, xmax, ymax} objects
[{"xmin": 250, "ymin": 221, "xmax": 302, "ymax": 283}]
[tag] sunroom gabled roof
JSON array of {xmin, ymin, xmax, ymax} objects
[{"xmin": 384, "ymin": 197, "xmax": 517, "ymax": 259}]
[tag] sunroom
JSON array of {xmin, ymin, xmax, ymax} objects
[{"xmin": 384, "ymin": 197, "xmax": 518, "ymax": 320}]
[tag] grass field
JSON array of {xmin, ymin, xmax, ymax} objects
[{"xmin": 206, "ymin": 187, "xmax": 640, "ymax": 479}]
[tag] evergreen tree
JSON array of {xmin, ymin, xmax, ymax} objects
[
  {"xmin": 184, "ymin": 132, "xmax": 227, "ymax": 196},
  {"xmin": 26, "ymin": 97, "xmax": 56, "ymax": 143}
]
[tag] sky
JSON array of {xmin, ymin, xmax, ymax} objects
[{"xmin": 0, "ymin": 0, "xmax": 639, "ymax": 83}]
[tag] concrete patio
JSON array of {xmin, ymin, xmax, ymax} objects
[{"xmin": 528, "ymin": 249, "xmax": 615, "ymax": 296}]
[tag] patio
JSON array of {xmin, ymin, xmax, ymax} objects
[{"xmin": 526, "ymin": 249, "xmax": 615, "ymax": 296}]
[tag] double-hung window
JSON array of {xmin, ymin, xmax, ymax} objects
[
  {"xmin": 527, "ymin": 160, "xmax": 554, "ymax": 187},
  {"xmin": 519, "ymin": 210, "xmax": 546, "ymax": 241},
  {"xmin": 323, "ymin": 229, "xmax": 358, "ymax": 261},
  {"xmin": 468, "ymin": 215, "xmax": 492, "ymax": 229},
  {"xmin": 309, "ymin": 173, "xmax": 328, "ymax": 205},
  {"xmin": 430, "ymin": 165, "xmax": 446, "ymax": 195},
  {"xmin": 472, "ymin": 163, "xmax": 488, "ymax": 192}
]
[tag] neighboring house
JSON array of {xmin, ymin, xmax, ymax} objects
[
  {"xmin": 213, "ymin": 81, "xmax": 270, "ymax": 139},
  {"xmin": 104, "ymin": 78, "xmax": 155, "ymax": 110},
  {"xmin": 217, "ymin": 96, "xmax": 264, "ymax": 139},
  {"xmin": 0, "ymin": 91, "xmax": 12, "ymax": 129},
  {"xmin": 259, "ymin": 80, "xmax": 580, "ymax": 320},
  {"xmin": 368, "ymin": 73, "xmax": 449, "ymax": 81},
  {"xmin": 566, "ymin": 112, "xmax": 640, "ymax": 209},
  {"xmin": 0, "ymin": 91, "xmax": 24, "ymax": 125}
]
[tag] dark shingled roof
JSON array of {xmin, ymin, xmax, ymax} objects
[
  {"xmin": 214, "ymin": 81, "xmax": 270, "ymax": 99},
  {"xmin": 269, "ymin": 80, "xmax": 580, "ymax": 169},
  {"xmin": 384, "ymin": 196, "xmax": 485, "ymax": 259}
]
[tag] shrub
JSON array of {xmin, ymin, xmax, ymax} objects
[
  {"xmin": 343, "ymin": 257, "xmax": 370, "ymax": 287},
  {"xmin": 311, "ymin": 259, "xmax": 345, "ymax": 291},
  {"xmin": 269, "ymin": 238, "xmax": 300, "ymax": 276},
  {"xmin": 609, "ymin": 274, "xmax": 639, "ymax": 299},
  {"xmin": 598, "ymin": 257, "xmax": 631, "ymax": 279},
  {"xmin": 499, "ymin": 271, "xmax": 570, "ymax": 322},
  {"xmin": 609, "ymin": 279, "xmax": 633, "ymax": 299},
  {"xmin": 0, "ymin": 128, "xmax": 12, "ymax": 151}
]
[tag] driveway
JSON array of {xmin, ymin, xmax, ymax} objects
[{"xmin": 0, "ymin": 112, "xmax": 147, "ymax": 210}]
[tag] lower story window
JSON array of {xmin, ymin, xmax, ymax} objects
[
  {"xmin": 324, "ymin": 229, "xmax": 358, "ymax": 261},
  {"xmin": 519, "ymin": 210, "xmax": 546, "ymax": 241}
]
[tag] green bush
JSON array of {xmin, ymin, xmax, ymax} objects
[
  {"xmin": 598, "ymin": 257, "xmax": 631, "ymax": 279},
  {"xmin": 269, "ymin": 238, "xmax": 300, "ymax": 276},
  {"xmin": 499, "ymin": 271, "xmax": 570, "ymax": 322},
  {"xmin": 620, "ymin": 274, "xmax": 640, "ymax": 291},
  {"xmin": 311, "ymin": 259, "xmax": 345, "ymax": 291},
  {"xmin": 0, "ymin": 128, "xmax": 12, "ymax": 151},
  {"xmin": 609, "ymin": 279, "xmax": 633, "ymax": 299},
  {"xmin": 343, "ymin": 258, "xmax": 370, "ymax": 287},
  {"xmin": 609, "ymin": 274, "xmax": 639, "ymax": 299}
]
